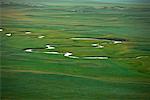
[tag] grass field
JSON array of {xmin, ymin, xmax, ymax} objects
[{"xmin": 1, "ymin": 0, "xmax": 150, "ymax": 99}]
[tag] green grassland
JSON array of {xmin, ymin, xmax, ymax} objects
[{"xmin": 1, "ymin": 0, "xmax": 150, "ymax": 100}]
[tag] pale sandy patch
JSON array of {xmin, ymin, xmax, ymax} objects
[
  {"xmin": 38, "ymin": 35, "xmax": 45, "ymax": 39},
  {"xmin": 43, "ymin": 51, "xmax": 61, "ymax": 54},
  {"xmin": 24, "ymin": 49, "xmax": 33, "ymax": 52},
  {"xmin": 83, "ymin": 56, "xmax": 108, "ymax": 60},
  {"xmin": 0, "ymin": 28, "xmax": 3, "ymax": 32},
  {"xmin": 113, "ymin": 41, "xmax": 122, "ymax": 44},
  {"xmin": 46, "ymin": 44, "xmax": 55, "ymax": 49},
  {"xmin": 25, "ymin": 31, "xmax": 31, "ymax": 34},
  {"xmin": 6, "ymin": 33, "xmax": 12, "ymax": 37}
]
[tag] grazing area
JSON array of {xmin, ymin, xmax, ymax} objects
[{"xmin": 1, "ymin": 0, "xmax": 150, "ymax": 99}]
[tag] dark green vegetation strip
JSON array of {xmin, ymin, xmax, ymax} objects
[{"xmin": 1, "ymin": 70, "xmax": 150, "ymax": 100}]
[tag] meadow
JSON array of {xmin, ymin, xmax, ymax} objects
[{"xmin": 1, "ymin": 0, "xmax": 150, "ymax": 99}]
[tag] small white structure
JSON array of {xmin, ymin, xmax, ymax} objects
[
  {"xmin": 64, "ymin": 52, "xmax": 72, "ymax": 57},
  {"xmin": 38, "ymin": 35, "xmax": 45, "ymax": 39},
  {"xmin": 43, "ymin": 52, "xmax": 60, "ymax": 54},
  {"xmin": 113, "ymin": 41, "xmax": 122, "ymax": 44},
  {"xmin": 83, "ymin": 56, "xmax": 108, "ymax": 60},
  {"xmin": 92, "ymin": 43, "xmax": 99, "ymax": 47},
  {"xmin": 25, "ymin": 31, "xmax": 31, "ymax": 34},
  {"xmin": 92, "ymin": 43, "xmax": 104, "ymax": 48},
  {"xmin": 97, "ymin": 45, "xmax": 104, "ymax": 48},
  {"xmin": 6, "ymin": 33, "xmax": 12, "ymax": 37},
  {"xmin": 46, "ymin": 44, "xmax": 55, "ymax": 49},
  {"xmin": 25, "ymin": 49, "xmax": 33, "ymax": 52},
  {"xmin": 0, "ymin": 28, "xmax": 3, "ymax": 32}
]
